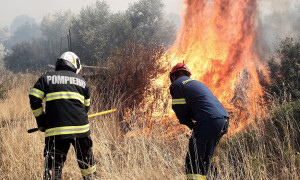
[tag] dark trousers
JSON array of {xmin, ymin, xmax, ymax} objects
[
  {"xmin": 43, "ymin": 136, "xmax": 95, "ymax": 180},
  {"xmin": 185, "ymin": 117, "xmax": 229, "ymax": 176}
]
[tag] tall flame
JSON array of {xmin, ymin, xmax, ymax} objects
[{"xmin": 135, "ymin": 0, "xmax": 269, "ymax": 136}]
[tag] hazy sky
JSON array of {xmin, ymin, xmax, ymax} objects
[
  {"xmin": 0, "ymin": 0, "xmax": 299, "ymax": 28},
  {"xmin": 0, "ymin": 0, "xmax": 183, "ymax": 27}
]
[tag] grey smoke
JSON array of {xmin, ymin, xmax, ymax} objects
[{"xmin": 258, "ymin": 0, "xmax": 300, "ymax": 53}]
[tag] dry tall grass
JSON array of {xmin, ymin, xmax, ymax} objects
[{"xmin": 0, "ymin": 67, "xmax": 299, "ymax": 180}]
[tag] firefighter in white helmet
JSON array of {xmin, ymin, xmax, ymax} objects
[{"xmin": 29, "ymin": 51, "xmax": 96, "ymax": 180}]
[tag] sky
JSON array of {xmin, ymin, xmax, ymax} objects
[
  {"xmin": 0, "ymin": 0, "xmax": 183, "ymax": 27},
  {"xmin": 1, "ymin": 0, "xmax": 299, "ymax": 28}
]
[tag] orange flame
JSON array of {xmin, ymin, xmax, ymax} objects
[{"xmin": 136, "ymin": 0, "xmax": 269, "ymax": 135}]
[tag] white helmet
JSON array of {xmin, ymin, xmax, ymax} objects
[{"xmin": 56, "ymin": 51, "xmax": 82, "ymax": 74}]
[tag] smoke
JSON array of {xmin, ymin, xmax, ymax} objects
[
  {"xmin": 257, "ymin": 0, "xmax": 300, "ymax": 54},
  {"xmin": 260, "ymin": 0, "xmax": 297, "ymax": 12}
]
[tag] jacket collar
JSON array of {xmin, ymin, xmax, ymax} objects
[{"xmin": 171, "ymin": 76, "xmax": 190, "ymax": 86}]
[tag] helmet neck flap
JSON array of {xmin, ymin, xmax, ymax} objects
[
  {"xmin": 55, "ymin": 51, "xmax": 82, "ymax": 74},
  {"xmin": 55, "ymin": 59, "xmax": 77, "ymax": 73}
]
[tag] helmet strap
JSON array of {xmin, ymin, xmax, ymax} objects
[{"xmin": 76, "ymin": 58, "xmax": 81, "ymax": 70}]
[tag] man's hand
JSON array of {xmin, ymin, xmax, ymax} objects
[
  {"xmin": 38, "ymin": 127, "xmax": 46, "ymax": 132},
  {"xmin": 187, "ymin": 123, "xmax": 195, "ymax": 130},
  {"xmin": 36, "ymin": 114, "xmax": 47, "ymax": 132}
]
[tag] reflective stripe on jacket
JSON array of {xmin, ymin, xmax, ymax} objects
[{"xmin": 45, "ymin": 124, "xmax": 90, "ymax": 137}]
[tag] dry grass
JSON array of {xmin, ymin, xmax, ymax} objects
[{"xmin": 0, "ymin": 68, "xmax": 299, "ymax": 180}]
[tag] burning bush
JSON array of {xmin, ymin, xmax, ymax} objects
[{"xmin": 91, "ymin": 41, "xmax": 165, "ymax": 111}]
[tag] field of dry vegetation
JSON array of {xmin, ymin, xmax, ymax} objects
[{"xmin": 0, "ymin": 64, "xmax": 299, "ymax": 180}]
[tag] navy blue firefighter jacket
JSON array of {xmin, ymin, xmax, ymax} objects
[
  {"xmin": 29, "ymin": 70, "xmax": 91, "ymax": 140},
  {"xmin": 170, "ymin": 76, "xmax": 229, "ymax": 129}
]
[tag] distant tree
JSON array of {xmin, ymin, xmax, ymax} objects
[
  {"xmin": 40, "ymin": 10, "xmax": 74, "ymax": 59},
  {"xmin": 0, "ymin": 27, "xmax": 9, "ymax": 43},
  {"xmin": 268, "ymin": 36, "xmax": 300, "ymax": 101},
  {"xmin": 71, "ymin": 1, "xmax": 112, "ymax": 65},
  {"xmin": 126, "ymin": 0, "xmax": 176, "ymax": 47},
  {"xmin": 99, "ymin": 13, "xmax": 132, "ymax": 63},
  {"xmin": 3, "ymin": 10, "xmax": 74, "ymax": 73},
  {"xmin": 4, "ymin": 22, "xmax": 41, "ymax": 50},
  {"xmin": 0, "ymin": 44, "xmax": 6, "ymax": 66},
  {"xmin": 72, "ymin": 0, "xmax": 176, "ymax": 65},
  {"xmin": 3, "ymin": 40, "xmax": 50, "ymax": 73},
  {"xmin": 10, "ymin": 14, "xmax": 36, "ymax": 33}
]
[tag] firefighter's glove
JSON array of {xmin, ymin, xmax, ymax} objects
[
  {"xmin": 36, "ymin": 114, "xmax": 47, "ymax": 132},
  {"xmin": 187, "ymin": 122, "xmax": 195, "ymax": 130},
  {"xmin": 38, "ymin": 127, "xmax": 46, "ymax": 132}
]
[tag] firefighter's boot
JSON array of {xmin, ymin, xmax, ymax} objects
[{"xmin": 43, "ymin": 166, "xmax": 63, "ymax": 180}]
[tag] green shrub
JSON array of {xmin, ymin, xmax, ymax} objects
[{"xmin": 268, "ymin": 36, "xmax": 300, "ymax": 101}]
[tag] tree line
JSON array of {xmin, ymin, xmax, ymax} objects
[{"xmin": 1, "ymin": 0, "xmax": 176, "ymax": 72}]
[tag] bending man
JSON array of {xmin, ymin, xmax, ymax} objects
[{"xmin": 169, "ymin": 63, "xmax": 229, "ymax": 180}]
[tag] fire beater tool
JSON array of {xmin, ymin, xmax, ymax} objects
[{"xmin": 27, "ymin": 108, "xmax": 117, "ymax": 133}]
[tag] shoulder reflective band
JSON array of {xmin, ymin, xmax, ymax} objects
[
  {"xmin": 45, "ymin": 124, "xmax": 90, "ymax": 137},
  {"xmin": 46, "ymin": 91, "xmax": 84, "ymax": 104},
  {"xmin": 186, "ymin": 174, "xmax": 206, "ymax": 180},
  {"xmin": 182, "ymin": 79, "xmax": 194, "ymax": 85},
  {"xmin": 32, "ymin": 107, "xmax": 43, "ymax": 117},
  {"xmin": 81, "ymin": 165, "xmax": 96, "ymax": 176},
  {"xmin": 84, "ymin": 99, "xmax": 90, "ymax": 106},
  {"xmin": 172, "ymin": 98, "xmax": 186, "ymax": 105},
  {"xmin": 29, "ymin": 88, "xmax": 45, "ymax": 99}
]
